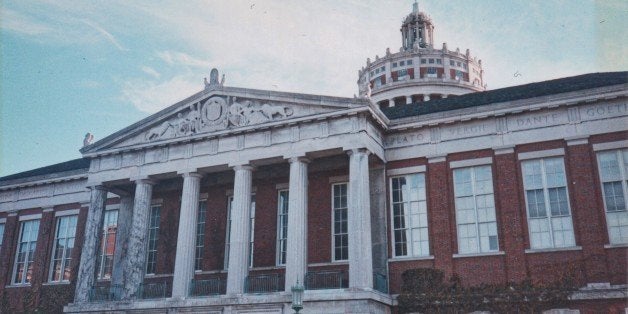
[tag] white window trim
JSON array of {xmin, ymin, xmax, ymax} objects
[
  {"xmin": 592, "ymin": 140, "xmax": 628, "ymax": 152},
  {"xmin": 145, "ymin": 204, "xmax": 161, "ymax": 275},
  {"xmin": 224, "ymin": 194, "xmax": 256, "ymax": 269},
  {"xmin": 48, "ymin": 214, "xmax": 78, "ymax": 283},
  {"xmin": 449, "ymin": 157, "xmax": 492, "ymax": 169},
  {"xmin": 276, "ymin": 189, "xmax": 289, "ymax": 266},
  {"xmin": 522, "ymin": 158, "xmax": 575, "ymax": 249},
  {"xmin": 518, "ymin": 148, "xmax": 564, "ymax": 160},
  {"xmin": 386, "ymin": 166, "xmax": 426, "ymax": 177},
  {"xmin": 55, "ymin": 209, "xmax": 79, "ymax": 217},
  {"xmin": 97, "ymin": 209, "xmax": 119, "ymax": 280},
  {"xmin": 331, "ymin": 182, "xmax": 349, "ymax": 262},
  {"xmin": 0, "ymin": 218, "xmax": 6, "ymax": 223},
  {"xmin": 453, "ymin": 165, "xmax": 499, "ymax": 254},
  {"xmin": 19, "ymin": 214, "xmax": 42, "ymax": 221},
  {"xmin": 596, "ymin": 149, "xmax": 628, "ymax": 245},
  {"xmin": 525, "ymin": 246, "xmax": 582, "ymax": 254},
  {"xmin": 453, "ymin": 251, "xmax": 505, "ymax": 258},
  {"xmin": 389, "ymin": 173, "xmax": 430, "ymax": 258},
  {"xmin": 12, "ymin": 219, "xmax": 40, "ymax": 285},
  {"xmin": 388, "ymin": 255, "xmax": 435, "ymax": 262},
  {"xmin": 195, "ymin": 198, "xmax": 208, "ymax": 271}
]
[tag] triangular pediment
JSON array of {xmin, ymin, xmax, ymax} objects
[{"xmin": 82, "ymin": 87, "xmax": 370, "ymax": 154}]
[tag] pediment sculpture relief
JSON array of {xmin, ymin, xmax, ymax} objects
[{"xmin": 145, "ymin": 96, "xmax": 294, "ymax": 141}]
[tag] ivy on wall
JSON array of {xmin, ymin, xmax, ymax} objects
[{"xmin": 398, "ymin": 268, "xmax": 577, "ymax": 313}]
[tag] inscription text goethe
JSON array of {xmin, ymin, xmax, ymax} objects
[{"xmin": 581, "ymin": 103, "xmax": 627, "ymax": 121}]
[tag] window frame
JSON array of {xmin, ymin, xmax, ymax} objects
[
  {"xmin": 12, "ymin": 218, "xmax": 40, "ymax": 285},
  {"xmin": 0, "ymin": 221, "xmax": 5, "ymax": 254},
  {"xmin": 97, "ymin": 209, "xmax": 119, "ymax": 280},
  {"xmin": 389, "ymin": 173, "xmax": 430, "ymax": 258},
  {"xmin": 145, "ymin": 204, "xmax": 161, "ymax": 275},
  {"xmin": 521, "ymin": 157, "xmax": 576, "ymax": 249},
  {"xmin": 596, "ymin": 148, "xmax": 628, "ymax": 244},
  {"xmin": 276, "ymin": 189, "xmax": 289, "ymax": 266},
  {"xmin": 452, "ymin": 165, "xmax": 499, "ymax": 254},
  {"xmin": 331, "ymin": 182, "xmax": 349, "ymax": 262},
  {"xmin": 195, "ymin": 199, "xmax": 208, "ymax": 271},
  {"xmin": 224, "ymin": 194, "xmax": 256, "ymax": 269},
  {"xmin": 48, "ymin": 214, "xmax": 78, "ymax": 283}
]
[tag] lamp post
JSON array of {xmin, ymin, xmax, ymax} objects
[{"xmin": 291, "ymin": 280, "xmax": 304, "ymax": 313}]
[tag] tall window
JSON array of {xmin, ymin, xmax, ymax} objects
[
  {"xmin": 522, "ymin": 157, "xmax": 575, "ymax": 249},
  {"xmin": 390, "ymin": 174, "xmax": 429, "ymax": 257},
  {"xmin": 453, "ymin": 166, "xmax": 498, "ymax": 254},
  {"xmin": 332, "ymin": 183, "xmax": 348, "ymax": 261},
  {"xmin": 195, "ymin": 200, "xmax": 208, "ymax": 271},
  {"xmin": 597, "ymin": 149, "xmax": 628, "ymax": 244},
  {"xmin": 13, "ymin": 219, "xmax": 40, "ymax": 284},
  {"xmin": 277, "ymin": 190, "xmax": 289, "ymax": 266},
  {"xmin": 426, "ymin": 67, "xmax": 437, "ymax": 78},
  {"xmin": 145, "ymin": 205, "xmax": 161, "ymax": 274},
  {"xmin": 49, "ymin": 215, "xmax": 78, "ymax": 282},
  {"xmin": 97, "ymin": 209, "xmax": 118, "ymax": 279},
  {"xmin": 225, "ymin": 195, "xmax": 256, "ymax": 269},
  {"xmin": 0, "ymin": 223, "xmax": 5, "ymax": 253}
]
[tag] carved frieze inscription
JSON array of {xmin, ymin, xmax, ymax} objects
[
  {"xmin": 580, "ymin": 103, "xmax": 627, "ymax": 121},
  {"xmin": 19, "ymin": 185, "xmax": 51, "ymax": 200},
  {"xmin": 0, "ymin": 190, "xmax": 17, "ymax": 203},
  {"xmin": 384, "ymin": 130, "xmax": 429, "ymax": 148},
  {"xmin": 507, "ymin": 111, "xmax": 568, "ymax": 132},
  {"xmin": 145, "ymin": 96, "xmax": 295, "ymax": 142},
  {"xmin": 53, "ymin": 180, "xmax": 86, "ymax": 196},
  {"xmin": 441, "ymin": 120, "xmax": 495, "ymax": 141}
]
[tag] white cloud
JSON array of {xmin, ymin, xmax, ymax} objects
[
  {"xmin": 121, "ymin": 75, "xmax": 201, "ymax": 113},
  {"xmin": 1, "ymin": 8, "xmax": 53, "ymax": 35},
  {"xmin": 80, "ymin": 19, "xmax": 127, "ymax": 51},
  {"xmin": 156, "ymin": 51, "xmax": 210, "ymax": 68},
  {"xmin": 141, "ymin": 66, "xmax": 160, "ymax": 79}
]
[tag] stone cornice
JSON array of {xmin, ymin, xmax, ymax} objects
[
  {"xmin": 0, "ymin": 172, "xmax": 88, "ymax": 191},
  {"xmin": 387, "ymin": 84, "xmax": 627, "ymax": 131}
]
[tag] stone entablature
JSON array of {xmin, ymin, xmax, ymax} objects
[{"xmin": 0, "ymin": 175, "xmax": 89, "ymax": 212}]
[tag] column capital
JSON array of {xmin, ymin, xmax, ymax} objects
[
  {"xmin": 180, "ymin": 172, "xmax": 203, "ymax": 179},
  {"xmin": 135, "ymin": 178, "xmax": 157, "ymax": 186},
  {"xmin": 87, "ymin": 184, "xmax": 108, "ymax": 191},
  {"xmin": 231, "ymin": 164, "xmax": 255, "ymax": 172},
  {"xmin": 288, "ymin": 156, "xmax": 311, "ymax": 164},
  {"xmin": 346, "ymin": 148, "xmax": 371, "ymax": 157}
]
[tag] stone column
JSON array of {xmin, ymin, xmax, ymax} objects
[
  {"xmin": 122, "ymin": 179, "xmax": 156, "ymax": 299},
  {"xmin": 284, "ymin": 157, "xmax": 309, "ymax": 291},
  {"xmin": 423, "ymin": 94, "xmax": 431, "ymax": 101},
  {"xmin": 347, "ymin": 149, "xmax": 373, "ymax": 289},
  {"xmin": 226, "ymin": 165, "xmax": 254, "ymax": 294},
  {"xmin": 388, "ymin": 99, "xmax": 395, "ymax": 108},
  {"xmin": 111, "ymin": 195, "xmax": 134, "ymax": 292},
  {"xmin": 406, "ymin": 96, "xmax": 412, "ymax": 104},
  {"xmin": 75, "ymin": 185, "xmax": 107, "ymax": 303},
  {"xmin": 172, "ymin": 172, "xmax": 203, "ymax": 298}
]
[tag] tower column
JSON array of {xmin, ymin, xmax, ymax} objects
[
  {"xmin": 388, "ymin": 99, "xmax": 395, "ymax": 108},
  {"xmin": 348, "ymin": 149, "xmax": 373, "ymax": 289},
  {"xmin": 172, "ymin": 172, "xmax": 203, "ymax": 298},
  {"xmin": 74, "ymin": 185, "xmax": 107, "ymax": 303},
  {"xmin": 226, "ymin": 165, "xmax": 254, "ymax": 294},
  {"xmin": 284, "ymin": 157, "xmax": 310, "ymax": 291},
  {"xmin": 406, "ymin": 95, "xmax": 412, "ymax": 104},
  {"xmin": 123, "ymin": 179, "xmax": 156, "ymax": 299},
  {"xmin": 423, "ymin": 94, "xmax": 431, "ymax": 101}
]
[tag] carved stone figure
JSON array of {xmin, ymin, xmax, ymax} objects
[
  {"xmin": 210, "ymin": 68, "xmax": 219, "ymax": 85},
  {"xmin": 83, "ymin": 133, "xmax": 94, "ymax": 147}
]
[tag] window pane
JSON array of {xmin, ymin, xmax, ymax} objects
[{"xmin": 391, "ymin": 174, "xmax": 429, "ymax": 257}]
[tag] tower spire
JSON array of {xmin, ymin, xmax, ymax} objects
[{"xmin": 412, "ymin": 0, "xmax": 418, "ymax": 13}]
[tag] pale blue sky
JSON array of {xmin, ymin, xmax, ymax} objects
[{"xmin": 1, "ymin": 0, "xmax": 626, "ymax": 177}]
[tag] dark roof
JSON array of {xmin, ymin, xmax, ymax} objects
[
  {"xmin": 0, "ymin": 158, "xmax": 90, "ymax": 183},
  {"xmin": 382, "ymin": 71, "xmax": 628, "ymax": 120}
]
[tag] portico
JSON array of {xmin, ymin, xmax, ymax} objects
[{"xmin": 67, "ymin": 83, "xmax": 391, "ymax": 312}]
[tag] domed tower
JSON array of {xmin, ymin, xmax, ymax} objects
[{"xmin": 358, "ymin": 1, "xmax": 486, "ymax": 109}]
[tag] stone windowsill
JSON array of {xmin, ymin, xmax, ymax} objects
[
  {"xmin": 42, "ymin": 281, "xmax": 70, "ymax": 286},
  {"xmin": 388, "ymin": 255, "xmax": 435, "ymax": 262},
  {"xmin": 5, "ymin": 284, "xmax": 31, "ymax": 288},
  {"xmin": 453, "ymin": 251, "xmax": 505, "ymax": 258},
  {"xmin": 604, "ymin": 243, "xmax": 628, "ymax": 249},
  {"xmin": 249, "ymin": 265, "xmax": 285, "ymax": 271},
  {"xmin": 144, "ymin": 273, "xmax": 173, "ymax": 278},
  {"xmin": 194, "ymin": 270, "xmax": 227, "ymax": 275},
  {"xmin": 308, "ymin": 261, "xmax": 349, "ymax": 267},
  {"xmin": 525, "ymin": 246, "xmax": 582, "ymax": 254}
]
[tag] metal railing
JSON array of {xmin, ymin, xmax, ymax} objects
[
  {"xmin": 373, "ymin": 272, "xmax": 388, "ymax": 294},
  {"xmin": 190, "ymin": 278, "xmax": 226, "ymax": 296},
  {"xmin": 305, "ymin": 270, "xmax": 348, "ymax": 290},
  {"xmin": 136, "ymin": 282, "xmax": 169, "ymax": 299},
  {"xmin": 88, "ymin": 284, "xmax": 123, "ymax": 302},
  {"xmin": 245, "ymin": 273, "xmax": 285, "ymax": 293}
]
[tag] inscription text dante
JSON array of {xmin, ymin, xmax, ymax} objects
[{"xmin": 515, "ymin": 113, "xmax": 561, "ymax": 127}]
